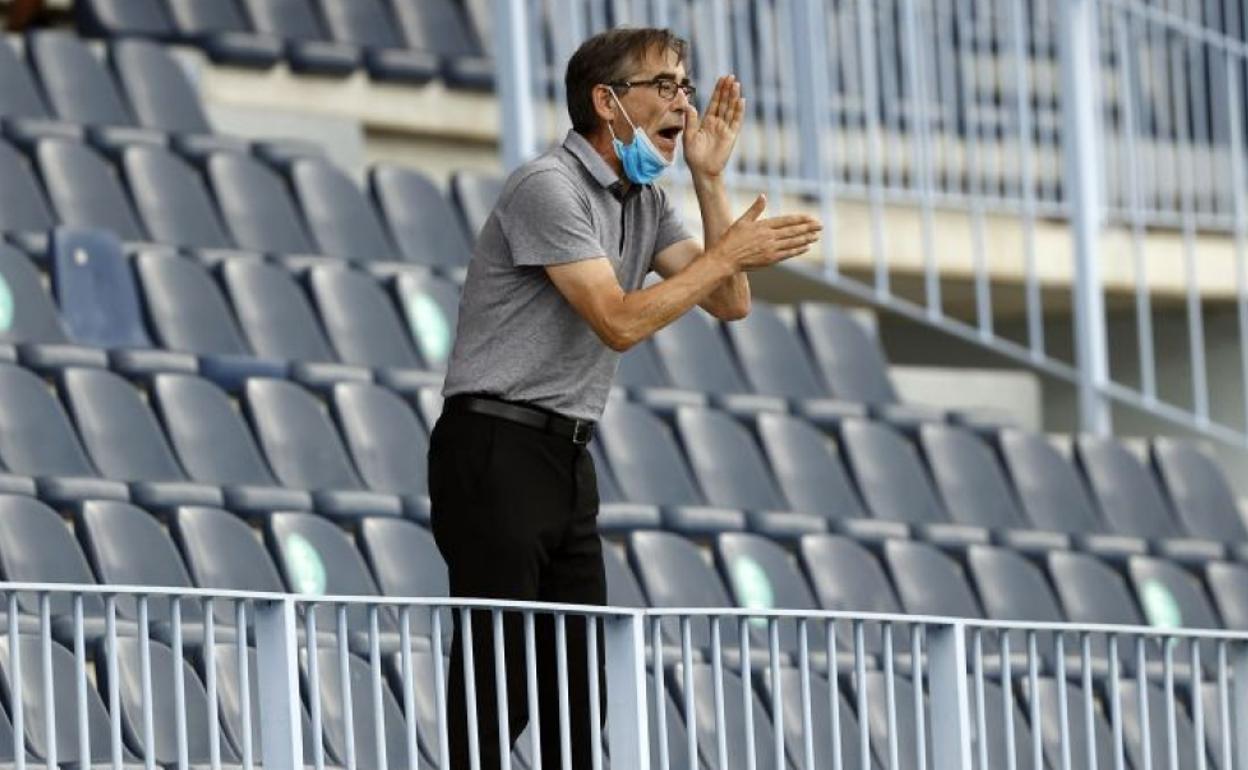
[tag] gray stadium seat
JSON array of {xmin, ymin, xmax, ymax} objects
[
  {"xmin": 1116, "ymin": 680, "xmax": 1208, "ymax": 770},
  {"xmin": 218, "ymin": 256, "xmax": 336, "ymax": 362},
  {"xmin": 0, "ymin": 636, "xmax": 143, "ymax": 768},
  {"xmin": 449, "ymin": 170, "xmax": 503, "ymax": 241},
  {"xmin": 35, "ymin": 139, "xmax": 147, "ymax": 241},
  {"xmin": 357, "ymin": 517, "xmax": 448, "ymax": 647},
  {"xmin": 307, "ymin": 266, "xmax": 426, "ymax": 376},
  {"xmin": 0, "ymin": 36, "xmax": 53, "ymax": 122},
  {"xmin": 0, "ymin": 140, "xmax": 56, "ymax": 235},
  {"xmin": 331, "ymin": 381, "xmax": 431, "ymax": 520},
  {"xmin": 598, "ymin": 400, "xmax": 745, "ymax": 534},
  {"xmin": 1075, "ymin": 435, "xmax": 1227, "ymax": 563},
  {"xmin": 1127, "ymin": 555, "xmax": 1220, "ymax": 673},
  {"xmin": 883, "ymin": 539, "xmax": 986, "ymax": 621},
  {"xmin": 133, "ymin": 250, "xmax": 252, "ymax": 356},
  {"xmin": 799, "ymin": 534, "xmax": 905, "ymax": 618},
  {"xmin": 839, "ymin": 418, "xmax": 987, "ymax": 547},
  {"xmin": 152, "ymin": 374, "xmax": 314, "ymax": 514},
  {"xmin": 1047, "ymin": 550, "xmax": 1145, "ymax": 629},
  {"xmin": 669, "ymin": 663, "xmax": 783, "ymax": 770},
  {"xmin": 315, "ymin": 0, "xmax": 438, "ymax": 84},
  {"xmin": 998, "ymin": 428, "xmax": 1148, "ymax": 560},
  {"xmin": 0, "ymin": 363, "xmax": 130, "ymax": 503},
  {"xmin": 58, "ymin": 367, "xmax": 225, "ymax": 508},
  {"xmin": 165, "ymin": 0, "xmax": 284, "ymax": 68},
  {"xmin": 99, "ymin": 637, "xmax": 244, "ymax": 768},
  {"xmin": 122, "ymin": 145, "xmax": 235, "ymax": 249},
  {"xmin": 368, "ymin": 164, "xmax": 474, "ymax": 272},
  {"xmin": 1027, "ymin": 677, "xmax": 1116, "ymax": 770},
  {"xmin": 725, "ymin": 301, "xmax": 865, "ymax": 422},
  {"xmin": 288, "ymin": 157, "xmax": 400, "ymax": 264},
  {"xmin": 676, "ymin": 407, "xmax": 827, "ymax": 538},
  {"xmin": 761, "ymin": 666, "xmax": 879, "ymax": 770},
  {"xmin": 0, "ymin": 244, "xmax": 72, "ymax": 347},
  {"xmin": 243, "ymin": 378, "xmax": 403, "ymax": 518},
  {"xmin": 393, "ymin": 271, "xmax": 460, "ymax": 372},
  {"xmin": 75, "ymin": 0, "xmax": 174, "ymax": 38},
  {"xmin": 652, "ymin": 308, "xmax": 787, "ymax": 416},
  {"xmin": 391, "ymin": 0, "xmax": 494, "ymax": 90},
  {"xmin": 1150, "ymin": 438, "xmax": 1248, "ymax": 548},
  {"xmin": 27, "ymin": 31, "xmax": 138, "ymax": 128},
  {"xmin": 206, "ymin": 152, "xmax": 318, "ymax": 256},
  {"xmin": 602, "ymin": 539, "xmax": 646, "ymax": 607},
  {"xmin": 861, "ymin": 671, "xmax": 931, "ymax": 770},
  {"xmin": 238, "ymin": 0, "xmax": 361, "ymax": 75},
  {"xmin": 1205, "ymin": 560, "xmax": 1248, "ymax": 631}
]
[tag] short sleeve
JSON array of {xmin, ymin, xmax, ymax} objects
[
  {"xmin": 498, "ymin": 170, "xmax": 605, "ymax": 267},
  {"xmin": 651, "ymin": 184, "xmax": 696, "ymax": 258}
]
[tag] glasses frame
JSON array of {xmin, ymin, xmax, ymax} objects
[{"xmin": 607, "ymin": 78, "xmax": 697, "ymax": 101}]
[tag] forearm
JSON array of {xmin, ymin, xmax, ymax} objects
[
  {"xmin": 599, "ymin": 252, "xmax": 737, "ymax": 351},
  {"xmin": 693, "ymin": 172, "xmax": 751, "ymax": 318}
]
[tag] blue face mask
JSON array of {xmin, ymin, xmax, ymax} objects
[{"xmin": 608, "ymin": 89, "xmax": 673, "ymax": 185}]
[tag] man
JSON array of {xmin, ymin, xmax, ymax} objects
[{"xmin": 429, "ymin": 27, "xmax": 821, "ymax": 770}]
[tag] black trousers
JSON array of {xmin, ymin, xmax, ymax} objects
[{"xmin": 428, "ymin": 405, "xmax": 607, "ymax": 770}]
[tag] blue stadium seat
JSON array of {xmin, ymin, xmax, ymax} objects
[
  {"xmin": 315, "ymin": 0, "xmax": 438, "ymax": 84},
  {"xmin": 122, "ymin": 145, "xmax": 235, "ymax": 249},
  {"xmin": 238, "ymin": 0, "xmax": 361, "ymax": 75},
  {"xmin": 369, "ymin": 164, "xmax": 474, "ymax": 274},
  {"xmin": 288, "ymin": 157, "xmax": 401, "ymax": 264},
  {"xmin": 598, "ymin": 400, "xmax": 745, "ymax": 534},
  {"xmin": 205, "ymin": 151, "xmax": 319, "ymax": 256},
  {"xmin": 392, "ymin": 271, "xmax": 460, "ymax": 371},
  {"xmin": 356, "ymin": 516, "xmax": 448, "ymax": 646},
  {"xmin": 675, "ymin": 406, "xmax": 829, "ymax": 538},
  {"xmin": 330, "ymin": 381, "xmax": 432, "ymax": 520},
  {"xmin": 1150, "ymin": 438, "xmax": 1248, "ymax": 552},
  {"xmin": 58, "ymin": 366, "xmax": 225, "ymax": 509},
  {"xmin": 243, "ymin": 378, "xmax": 404, "ymax": 518},
  {"xmin": 152, "ymin": 374, "xmax": 313, "ymax": 514},
  {"xmin": 391, "ymin": 0, "xmax": 494, "ymax": 91},
  {"xmin": 165, "ymin": 0, "xmax": 284, "ymax": 68},
  {"xmin": 35, "ymin": 139, "xmax": 149, "ymax": 242},
  {"xmin": 0, "ymin": 363, "xmax": 130, "ymax": 503},
  {"xmin": 1075, "ymin": 435, "xmax": 1227, "ymax": 563},
  {"xmin": 75, "ymin": 0, "xmax": 174, "ymax": 39}
]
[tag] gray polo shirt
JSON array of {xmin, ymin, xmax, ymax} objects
[{"xmin": 443, "ymin": 130, "xmax": 694, "ymax": 421}]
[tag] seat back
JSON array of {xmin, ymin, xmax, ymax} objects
[
  {"xmin": 52, "ymin": 228, "xmax": 151, "ymax": 348},
  {"xmin": 920, "ymin": 423, "xmax": 1029, "ymax": 530},
  {"xmin": 394, "ymin": 271, "xmax": 460, "ymax": 371},
  {"xmin": 308, "ymin": 648, "xmax": 413, "ymax": 770},
  {"xmin": 756, "ymin": 412, "xmax": 868, "ymax": 520},
  {"xmin": 1030, "ymin": 678, "xmax": 1116, "ymax": 770},
  {"xmin": 0, "ymin": 140, "xmax": 55, "ymax": 231},
  {"xmin": 653, "ymin": 308, "xmax": 752, "ymax": 395},
  {"xmin": 221, "ymin": 257, "xmax": 336, "ymax": 362},
  {"xmin": 1206, "ymin": 560, "xmax": 1248, "ymax": 631},
  {"xmin": 244, "ymin": 378, "xmax": 366, "ymax": 491},
  {"xmin": 171, "ymin": 506, "xmax": 287, "ymax": 621},
  {"xmin": 614, "ymin": 339, "xmax": 672, "ymax": 389},
  {"xmin": 0, "ymin": 37, "xmax": 51, "ymax": 119},
  {"xmin": 675, "ymin": 663, "xmax": 782, "ymax": 770},
  {"xmin": 998, "ymin": 429, "xmax": 1107, "ymax": 535},
  {"xmin": 207, "ymin": 152, "xmax": 317, "ymax": 254},
  {"xmin": 1046, "ymin": 551, "xmax": 1144, "ymax": 626},
  {"xmin": 135, "ymin": 251, "xmax": 251, "ymax": 355},
  {"xmin": 629, "ymin": 530, "xmax": 731, "ymax": 650},
  {"xmin": 726, "ymin": 302, "xmax": 828, "ymax": 400},
  {"xmin": 123, "ymin": 145, "xmax": 233, "ymax": 249},
  {"xmin": 798, "ymin": 303, "xmax": 898, "ymax": 404},
  {"xmin": 27, "ymin": 30, "xmax": 135, "ymax": 126},
  {"xmin": 76, "ymin": 0, "xmax": 173, "ymax": 37},
  {"xmin": 309, "ymin": 266, "xmax": 422, "ymax": 368},
  {"xmin": 291, "ymin": 158, "xmax": 398, "ymax": 263},
  {"xmin": 331, "ymin": 382, "xmax": 428, "ymax": 496},
  {"xmin": 676, "ymin": 407, "xmax": 789, "ymax": 511},
  {"xmin": 391, "ymin": 0, "xmax": 485, "ymax": 57},
  {"xmin": 109, "ymin": 39, "xmax": 212, "ymax": 134},
  {"xmin": 449, "ymin": 170, "xmax": 503, "ymax": 241},
  {"xmin": 839, "ymin": 418, "xmax": 948, "ymax": 525},
  {"xmin": 167, "ymin": 0, "xmax": 252, "ymax": 35},
  {"xmin": 0, "ymin": 496, "xmax": 104, "ymax": 617},
  {"xmin": 1075, "ymin": 436, "xmax": 1184, "ymax": 539},
  {"xmin": 36, "ymin": 139, "xmax": 146, "ymax": 240},
  {"xmin": 884, "ymin": 539, "xmax": 984, "ymax": 620},
  {"xmin": 369, "ymin": 165, "xmax": 474, "ymax": 269},
  {"xmin": 1151, "ymin": 438, "xmax": 1248, "ymax": 541},
  {"xmin": 0, "ymin": 244, "xmax": 68, "ymax": 345},
  {"xmin": 240, "ymin": 0, "xmax": 333, "ymax": 41},
  {"xmin": 0, "ymin": 363, "xmax": 100, "ymax": 478},
  {"xmin": 317, "ymin": 0, "xmax": 406, "ymax": 48},
  {"xmin": 357, "ymin": 517, "xmax": 448, "ymax": 644},
  {"xmin": 599, "ymin": 400, "xmax": 705, "ymax": 507}
]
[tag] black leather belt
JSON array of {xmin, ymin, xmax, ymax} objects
[{"xmin": 445, "ymin": 395, "xmax": 595, "ymax": 445}]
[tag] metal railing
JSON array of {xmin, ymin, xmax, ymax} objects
[
  {"xmin": 4, "ymin": 583, "xmax": 1248, "ymax": 770},
  {"xmin": 492, "ymin": 0, "xmax": 1248, "ymax": 457}
]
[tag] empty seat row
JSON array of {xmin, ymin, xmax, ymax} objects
[{"xmin": 77, "ymin": 0, "xmax": 492, "ymax": 88}]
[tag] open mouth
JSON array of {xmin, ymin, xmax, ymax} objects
[{"xmin": 654, "ymin": 125, "xmax": 682, "ymax": 153}]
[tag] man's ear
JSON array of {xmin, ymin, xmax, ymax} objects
[{"xmin": 591, "ymin": 84, "xmax": 616, "ymax": 125}]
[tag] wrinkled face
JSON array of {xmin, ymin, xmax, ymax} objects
[{"xmin": 605, "ymin": 46, "xmax": 691, "ymax": 161}]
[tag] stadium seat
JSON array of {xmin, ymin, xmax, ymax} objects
[
  {"xmin": 610, "ymin": 338, "xmax": 706, "ymax": 413},
  {"xmin": 644, "ymin": 677, "xmax": 694, "ymax": 770},
  {"xmin": 165, "ymin": 0, "xmax": 284, "ymax": 68},
  {"xmin": 1127, "ymin": 555, "xmax": 1221, "ymax": 669},
  {"xmin": 109, "ymin": 39, "xmax": 210, "ymax": 134},
  {"xmin": 0, "ymin": 242, "xmax": 82, "ymax": 356},
  {"xmin": 602, "ymin": 539, "xmax": 645, "ymax": 607},
  {"xmin": 799, "ymin": 534, "xmax": 905, "ymax": 618},
  {"xmin": 629, "ymin": 530, "xmax": 766, "ymax": 668},
  {"xmin": 99, "ymin": 636, "xmax": 244, "ymax": 767},
  {"xmin": 0, "ymin": 636, "xmax": 143, "ymax": 768},
  {"xmin": 0, "ymin": 140, "xmax": 57, "ymax": 236},
  {"xmin": 919, "ymin": 423, "xmax": 1073, "ymax": 553},
  {"xmin": 1074, "ymin": 435, "xmax": 1227, "ymax": 563},
  {"xmin": 997, "ymin": 428, "xmax": 1149, "ymax": 560},
  {"xmin": 356, "ymin": 517, "xmax": 448, "ymax": 647},
  {"xmin": 315, "ymin": 0, "xmax": 439, "ymax": 84},
  {"xmin": 391, "ymin": 0, "xmax": 493, "ymax": 90},
  {"xmin": 838, "ymin": 418, "xmax": 988, "ymax": 548},
  {"xmin": 761, "ymin": 666, "xmax": 879, "ymax": 769},
  {"xmin": 652, "ymin": 309, "xmax": 788, "ymax": 416},
  {"xmin": 170, "ymin": 505, "xmax": 290, "ymax": 623},
  {"xmin": 331, "ymin": 381, "xmax": 431, "ymax": 519},
  {"xmin": 1116, "ymin": 680, "xmax": 1208, "ymax": 770},
  {"xmin": 392, "ymin": 271, "xmax": 460, "ymax": 372},
  {"xmin": 0, "ymin": 35, "xmax": 54, "ymax": 120},
  {"xmin": 1150, "ymin": 438, "xmax": 1248, "ymax": 550},
  {"xmin": 152, "ymin": 374, "xmax": 314, "ymax": 513},
  {"xmin": 725, "ymin": 301, "xmax": 866, "ymax": 422},
  {"xmin": 1205, "ymin": 560, "xmax": 1248, "ymax": 631},
  {"xmin": 598, "ymin": 400, "xmax": 746, "ymax": 534},
  {"xmin": 205, "ymin": 152, "xmax": 319, "ymax": 256},
  {"xmin": 1027, "ymin": 677, "xmax": 1116, "ymax": 770},
  {"xmin": 307, "ymin": 265, "xmax": 441, "ymax": 391},
  {"xmin": 449, "ymin": 170, "xmax": 503, "ymax": 241},
  {"xmin": 368, "ymin": 164, "xmax": 475, "ymax": 273},
  {"xmin": 122, "ymin": 145, "xmax": 236, "ymax": 249},
  {"xmin": 75, "ymin": 0, "xmax": 175, "ymax": 39},
  {"xmin": 861, "ymin": 671, "xmax": 930, "ymax": 770},
  {"xmin": 237, "ymin": 0, "xmax": 360, "ymax": 75},
  {"xmin": 669, "ymin": 663, "xmax": 784, "ymax": 770},
  {"xmin": 0, "ymin": 363, "xmax": 130, "ymax": 502},
  {"xmin": 0, "ymin": 495, "xmax": 134, "ymax": 640},
  {"xmin": 287, "ymin": 157, "xmax": 401, "ymax": 265},
  {"xmin": 243, "ymin": 378, "xmax": 403, "ymax": 518},
  {"xmin": 59, "ymin": 367, "xmax": 225, "ymax": 508},
  {"xmin": 35, "ymin": 139, "xmax": 149, "ymax": 242},
  {"xmin": 677, "ymin": 407, "xmax": 827, "ymax": 537},
  {"xmin": 1047, "ymin": 550, "xmax": 1145, "ymax": 629}
]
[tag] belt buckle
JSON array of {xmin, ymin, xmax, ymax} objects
[{"xmin": 571, "ymin": 420, "xmax": 592, "ymax": 445}]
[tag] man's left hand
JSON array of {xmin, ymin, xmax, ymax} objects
[{"xmin": 683, "ymin": 75, "xmax": 744, "ymax": 180}]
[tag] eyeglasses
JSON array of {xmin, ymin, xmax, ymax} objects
[{"xmin": 608, "ymin": 78, "xmax": 696, "ymax": 101}]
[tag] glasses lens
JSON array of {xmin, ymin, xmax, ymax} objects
[{"xmin": 657, "ymin": 80, "xmax": 677, "ymax": 99}]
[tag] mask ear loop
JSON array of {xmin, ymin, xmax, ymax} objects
[{"xmin": 607, "ymin": 87, "xmax": 640, "ymax": 136}]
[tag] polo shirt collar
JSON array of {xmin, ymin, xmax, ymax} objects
[{"xmin": 563, "ymin": 130, "xmax": 628, "ymax": 195}]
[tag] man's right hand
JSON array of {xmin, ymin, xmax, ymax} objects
[{"xmin": 709, "ymin": 194, "xmax": 822, "ymax": 272}]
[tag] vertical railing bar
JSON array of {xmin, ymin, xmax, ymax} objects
[
  {"xmin": 307, "ymin": 604, "xmax": 326, "ymax": 770},
  {"xmin": 798, "ymin": 620, "xmax": 815, "ymax": 770},
  {"xmin": 172, "ymin": 598, "xmax": 188, "ymax": 770},
  {"xmin": 36, "ymin": 594, "xmax": 54, "ymax": 770},
  {"xmin": 369, "ymin": 606, "xmax": 389, "ymax": 770},
  {"xmin": 855, "ymin": 621, "xmax": 870, "ymax": 770},
  {"xmin": 883, "ymin": 622, "xmax": 898, "ymax": 770},
  {"xmin": 432, "ymin": 608, "xmax": 450, "ymax": 770},
  {"xmin": 138, "ymin": 596, "xmax": 154, "ymax": 770},
  {"xmin": 855, "ymin": 0, "xmax": 889, "ymax": 296},
  {"xmin": 768, "ymin": 618, "xmax": 785, "ymax": 770},
  {"xmin": 1081, "ymin": 633, "xmax": 1098, "ymax": 770},
  {"xmin": 680, "ymin": 616, "xmax": 696, "ymax": 770},
  {"xmin": 1007, "ymin": 0, "xmax": 1045, "ymax": 358},
  {"xmin": 1190, "ymin": 640, "xmax": 1206, "ymax": 770},
  {"xmin": 741, "ymin": 617, "xmax": 757, "ymax": 770},
  {"xmin": 1137, "ymin": 636, "xmax": 1153, "ymax": 770},
  {"xmin": 711, "ymin": 617, "xmax": 727, "ymax": 770},
  {"xmin": 900, "ymin": 0, "xmax": 941, "ymax": 319},
  {"xmin": 491, "ymin": 610, "xmax": 511, "ymax": 770},
  {"xmin": 911, "ymin": 625, "xmax": 926, "ymax": 770},
  {"xmin": 523, "ymin": 611, "xmax": 541, "ymax": 770},
  {"xmin": 105, "ymin": 596, "xmax": 120, "ymax": 770},
  {"xmin": 877, "ymin": 0, "xmax": 903, "ymax": 192},
  {"xmin": 587, "ymin": 616, "xmax": 602, "ymax": 770},
  {"xmin": 72, "ymin": 594, "xmax": 89, "ymax": 770},
  {"xmin": 337, "ymin": 604, "xmax": 356, "ymax": 770},
  {"xmin": 811, "ymin": 0, "xmax": 840, "ymax": 276},
  {"xmin": 556, "ymin": 613, "xmax": 571, "ymax": 770},
  {"xmin": 973, "ymin": 630, "xmax": 988, "ymax": 770},
  {"xmin": 1001, "ymin": 631, "xmax": 1017, "ymax": 770},
  {"xmin": 7, "ymin": 594, "xmax": 23, "ymax": 770},
  {"xmin": 1055, "ymin": 633, "xmax": 1072, "ymax": 770},
  {"xmin": 203, "ymin": 599, "xmax": 219, "ymax": 770},
  {"xmin": 969, "ymin": 0, "xmax": 995, "ymax": 338},
  {"xmin": 652, "ymin": 618, "xmax": 669, "ymax": 770},
  {"xmin": 1027, "ymin": 631, "xmax": 1043, "ymax": 770},
  {"xmin": 236, "ymin": 601, "xmax": 252, "ymax": 770},
  {"xmin": 1216, "ymin": 641, "xmax": 1231, "ymax": 770},
  {"xmin": 827, "ymin": 620, "xmax": 843, "ymax": 770},
  {"xmin": 755, "ymin": 0, "xmax": 783, "ymax": 204},
  {"xmin": 1223, "ymin": 45, "xmax": 1248, "ymax": 435},
  {"xmin": 461, "ymin": 608, "xmax": 480, "ymax": 770},
  {"xmin": 1163, "ymin": 639, "xmax": 1178, "ymax": 770},
  {"xmin": 399, "ymin": 608, "xmax": 419, "ymax": 770},
  {"xmin": 1109, "ymin": 635, "xmax": 1125, "ymax": 770}
]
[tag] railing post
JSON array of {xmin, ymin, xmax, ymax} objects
[
  {"xmin": 1233, "ymin": 641, "xmax": 1248, "ymax": 770},
  {"xmin": 496, "ymin": 0, "xmax": 537, "ymax": 172},
  {"xmin": 1059, "ymin": 0, "xmax": 1112, "ymax": 435},
  {"xmin": 928, "ymin": 622, "xmax": 973, "ymax": 770},
  {"xmin": 604, "ymin": 612, "xmax": 650, "ymax": 770},
  {"xmin": 255, "ymin": 598, "xmax": 304, "ymax": 770},
  {"xmin": 791, "ymin": 0, "xmax": 829, "ymax": 184}
]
